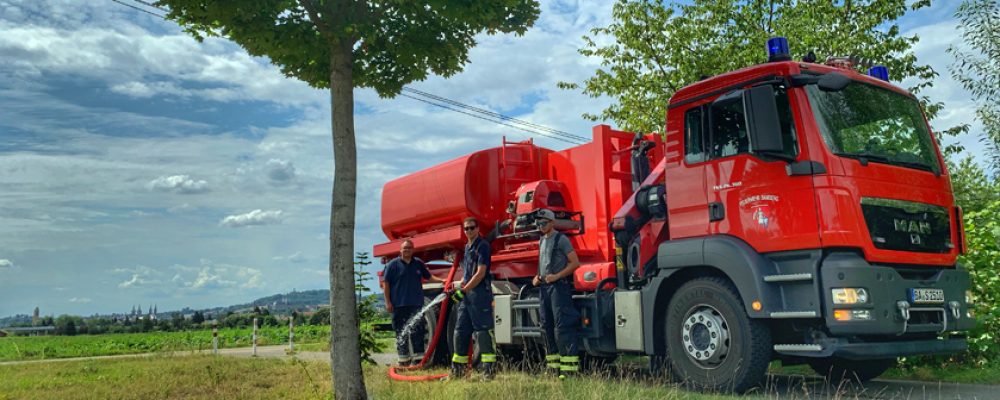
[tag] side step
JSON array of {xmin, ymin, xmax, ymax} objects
[
  {"xmin": 773, "ymin": 344, "xmax": 823, "ymax": 352},
  {"xmin": 770, "ymin": 311, "xmax": 818, "ymax": 318},
  {"xmin": 763, "ymin": 273, "xmax": 813, "ymax": 282}
]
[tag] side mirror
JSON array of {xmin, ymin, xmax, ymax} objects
[
  {"xmin": 818, "ymin": 72, "xmax": 851, "ymax": 92},
  {"xmin": 743, "ymin": 85, "xmax": 790, "ymax": 159}
]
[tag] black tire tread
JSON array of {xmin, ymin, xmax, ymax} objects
[{"xmin": 665, "ymin": 276, "xmax": 772, "ymax": 393}]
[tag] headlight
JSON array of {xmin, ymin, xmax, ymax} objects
[
  {"xmin": 832, "ymin": 288, "xmax": 869, "ymax": 305},
  {"xmin": 833, "ymin": 309, "xmax": 872, "ymax": 321}
]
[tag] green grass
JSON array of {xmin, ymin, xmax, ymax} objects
[
  {"xmin": 0, "ymin": 327, "xmax": 330, "ymax": 362},
  {"xmin": 0, "ymin": 356, "xmax": 737, "ymax": 400},
  {"xmin": 0, "ymin": 355, "xmax": 332, "ymax": 400},
  {"xmin": 769, "ymin": 360, "xmax": 1000, "ymax": 385}
]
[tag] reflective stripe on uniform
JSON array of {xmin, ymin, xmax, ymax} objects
[
  {"xmin": 547, "ymin": 363, "xmax": 561, "ymax": 369},
  {"xmin": 560, "ymin": 364, "xmax": 580, "ymax": 371},
  {"xmin": 452, "ymin": 354, "xmax": 469, "ymax": 363},
  {"xmin": 560, "ymin": 355, "xmax": 580, "ymax": 364},
  {"xmin": 545, "ymin": 354, "xmax": 560, "ymax": 361},
  {"xmin": 481, "ymin": 353, "xmax": 497, "ymax": 363}
]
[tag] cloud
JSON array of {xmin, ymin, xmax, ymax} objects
[
  {"xmin": 147, "ymin": 175, "xmax": 210, "ymax": 194},
  {"xmin": 116, "ymin": 265, "xmax": 162, "ymax": 288},
  {"xmin": 69, "ymin": 297, "xmax": 92, "ymax": 303},
  {"xmin": 219, "ymin": 209, "xmax": 284, "ymax": 228},
  {"xmin": 0, "ymin": 259, "xmax": 12, "ymax": 268},
  {"xmin": 273, "ymin": 251, "xmax": 305, "ymax": 263},
  {"xmin": 264, "ymin": 159, "xmax": 297, "ymax": 185}
]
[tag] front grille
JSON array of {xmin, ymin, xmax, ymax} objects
[{"xmin": 861, "ymin": 197, "xmax": 952, "ymax": 253}]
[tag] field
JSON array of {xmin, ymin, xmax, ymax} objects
[
  {"xmin": 0, "ymin": 355, "xmax": 735, "ymax": 400},
  {"xmin": 0, "ymin": 326, "xmax": 330, "ymax": 362}
]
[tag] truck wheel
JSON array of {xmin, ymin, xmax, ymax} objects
[
  {"xmin": 808, "ymin": 357, "xmax": 895, "ymax": 383},
  {"xmin": 664, "ymin": 277, "xmax": 771, "ymax": 393},
  {"xmin": 423, "ymin": 293, "xmax": 449, "ymax": 365}
]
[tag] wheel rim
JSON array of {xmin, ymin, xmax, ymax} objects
[{"xmin": 680, "ymin": 304, "xmax": 730, "ymax": 369}]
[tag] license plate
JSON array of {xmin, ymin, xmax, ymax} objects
[{"xmin": 909, "ymin": 288, "xmax": 945, "ymax": 304}]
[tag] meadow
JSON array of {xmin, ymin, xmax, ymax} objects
[
  {"xmin": 0, "ymin": 326, "xmax": 330, "ymax": 362},
  {"xmin": 0, "ymin": 355, "xmax": 737, "ymax": 400}
]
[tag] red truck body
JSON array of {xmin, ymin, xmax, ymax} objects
[{"xmin": 374, "ymin": 51, "xmax": 973, "ymax": 392}]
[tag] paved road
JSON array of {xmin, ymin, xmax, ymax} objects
[{"xmin": 2, "ymin": 346, "xmax": 994, "ymax": 399}]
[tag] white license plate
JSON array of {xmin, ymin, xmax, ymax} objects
[{"xmin": 909, "ymin": 288, "xmax": 945, "ymax": 304}]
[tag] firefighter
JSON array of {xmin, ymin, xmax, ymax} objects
[
  {"xmin": 532, "ymin": 209, "xmax": 582, "ymax": 379},
  {"xmin": 447, "ymin": 217, "xmax": 497, "ymax": 380},
  {"xmin": 382, "ymin": 239, "xmax": 445, "ymax": 366}
]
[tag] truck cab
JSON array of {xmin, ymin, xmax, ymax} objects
[{"xmin": 610, "ymin": 41, "xmax": 972, "ymax": 391}]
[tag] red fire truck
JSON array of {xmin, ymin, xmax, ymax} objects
[{"xmin": 374, "ymin": 38, "xmax": 974, "ymax": 392}]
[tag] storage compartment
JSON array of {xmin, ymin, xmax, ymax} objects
[
  {"xmin": 614, "ymin": 290, "xmax": 644, "ymax": 351},
  {"xmin": 494, "ymin": 295, "xmax": 513, "ymax": 344}
]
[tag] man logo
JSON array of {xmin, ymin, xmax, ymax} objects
[{"xmin": 894, "ymin": 219, "xmax": 931, "ymax": 235}]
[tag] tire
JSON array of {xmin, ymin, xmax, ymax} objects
[
  {"xmin": 808, "ymin": 357, "xmax": 895, "ymax": 383},
  {"xmin": 423, "ymin": 293, "xmax": 450, "ymax": 365},
  {"xmin": 664, "ymin": 277, "xmax": 771, "ymax": 393}
]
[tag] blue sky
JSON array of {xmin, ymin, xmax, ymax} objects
[{"xmin": 0, "ymin": 0, "xmax": 986, "ymax": 318}]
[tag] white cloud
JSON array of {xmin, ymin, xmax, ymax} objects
[
  {"xmin": 147, "ymin": 175, "xmax": 210, "ymax": 194},
  {"xmin": 219, "ymin": 209, "xmax": 284, "ymax": 228},
  {"xmin": 69, "ymin": 297, "xmax": 91, "ymax": 303},
  {"xmin": 0, "ymin": 259, "xmax": 12, "ymax": 268}
]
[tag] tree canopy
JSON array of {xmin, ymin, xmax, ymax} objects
[
  {"xmin": 949, "ymin": 0, "xmax": 1000, "ymax": 175},
  {"xmin": 561, "ymin": 0, "xmax": 941, "ymax": 134},
  {"xmin": 162, "ymin": 1, "xmax": 540, "ymax": 96}
]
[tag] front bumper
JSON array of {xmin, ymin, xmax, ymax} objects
[{"xmin": 820, "ymin": 252, "xmax": 975, "ymax": 337}]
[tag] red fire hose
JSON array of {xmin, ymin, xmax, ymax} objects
[{"xmin": 387, "ymin": 255, "xmax": 469, "ymax": 381}]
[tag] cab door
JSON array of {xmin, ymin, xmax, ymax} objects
[
  {"xmin": 704, "ymin": 84, "xmax": 820, "ymax": 252},
  {"xmin": 665, "ymin": 104, "xmax": 710, "ymax": 239}
]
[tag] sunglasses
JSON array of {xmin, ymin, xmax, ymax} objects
[
  {"xmin": 401, "ymin": 247, "xmax": 414, "ymax": 250},
  {"xmin": 463, "ymin": 225, "xmax": 477, "ymax": 231}
]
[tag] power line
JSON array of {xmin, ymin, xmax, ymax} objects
[
  {"xmin": 399, "ymin": 93, "xmax": 584, "ymax": 145},
  {"xmin": 402, "ymin": 87, "xmax": 590, "ymax": 142},
  {"xmin": 107, "ymin": 0, "xmax": 586, "ymax": 146},
  {"xmin": 132, "ymin": 0, "xmax": 167, "ymax": 12},
  {"xmin": 110, "ymin": 0, "xmax": 165, "ymax": 18}
]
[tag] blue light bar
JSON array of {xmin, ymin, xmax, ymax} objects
[
  {"xmin": 868, "ymin": 65, "xmax": 889, "ymax": 81},
  {"xmin": 767, "ymin": 37, "xmax": 790, "ymax": 62}
]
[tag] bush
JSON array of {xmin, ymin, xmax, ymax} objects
[{"xmin": 959, "ymin": 200, "xmax": 1000, "ymax": 364}]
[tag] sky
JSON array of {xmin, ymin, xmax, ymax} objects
[{"xmin": 0, "ymin": 0, "xmax": 986, "ymax": 318}]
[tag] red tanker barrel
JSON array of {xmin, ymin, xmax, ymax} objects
[{"xmin": 381, "ymin": 146, "xmax": 538, "ymax": 240}]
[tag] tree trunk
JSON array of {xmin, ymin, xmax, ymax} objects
[{"xmin": 328, "ymin": 39, "xmax": 366, "ymax": 399}]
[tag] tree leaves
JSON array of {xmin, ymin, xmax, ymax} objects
[
  {"xmin": 157, "ymin": 0, "xmax": 540, "ymax": 97},
  {"xmin": 562, "ymin": 0, "xmax": 938, "ymax": 134},
  {"xmin": 949, "ymin": 0, "xmax": 1000, "ymax": 177}
]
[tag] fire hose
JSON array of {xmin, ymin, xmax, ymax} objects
[{"xmin": 387, "ymin": 255, "xmax": 471, "ymax": 381}]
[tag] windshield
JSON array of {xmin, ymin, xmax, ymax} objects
[{"xmin": 806, "ymin": 81, "xmax": 941, "ymax": 174}]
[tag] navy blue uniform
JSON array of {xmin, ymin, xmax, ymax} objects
[
  {"xmin": 383, "ymin": 257, "xmax": 431, "ymax": 363},
  {"xmin": 537, "ymin": 232, "xmax": 581, "ymax": 374},
  {"xmin": 451, "ymin": 237, "xmax": 497, "ymax": 366}
]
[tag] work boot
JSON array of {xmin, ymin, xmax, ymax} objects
[
  {"xmin": 544, "ymin": 354, "xmax": 561, "ymax": 376},
  {"xmin": 559, "ymin": 355, "xmax": 580, "ymax": 380},
  {"xmin": 481, "ymin": 362, "xmax": 496, "ymax": 381},
  {"xmin": 449, "ymin": 361, "xmax": 467, "ymax": 380}
]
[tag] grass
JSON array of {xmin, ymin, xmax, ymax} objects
[
  {"xmin": 0, "ymin": 356, "xmax": 737, "ymax": 400},
  {"xmin": 0, "ymin": 355, "xmax": 332, "ymax": 400},
  {"xmin": 769, "ymin": 360, "xmax": 1000, "ymax": 385},
  {"xmin": 0, "ymin": 327, "xmax": 329, "ymax": 362}
]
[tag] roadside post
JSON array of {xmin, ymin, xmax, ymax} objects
[
  {"xmin": 289, "ymin": 318, "xmax": 295, "ymax": 352},
  {"xmin": 212, "ymin": 320, "xmax": 218, "ymax": 354},
  {"xmin": 252, "ymin": 317, "xmax": 258, "ymax": 357}
]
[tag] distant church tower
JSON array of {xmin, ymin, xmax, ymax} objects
[{"xmin": 32, "ymin": 307, "xmax": 39, "ymax": 326}]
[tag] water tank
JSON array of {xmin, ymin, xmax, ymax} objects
[{"xmin": 381, "ymin": 145, "xmax": 540, "ymax": 240}]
